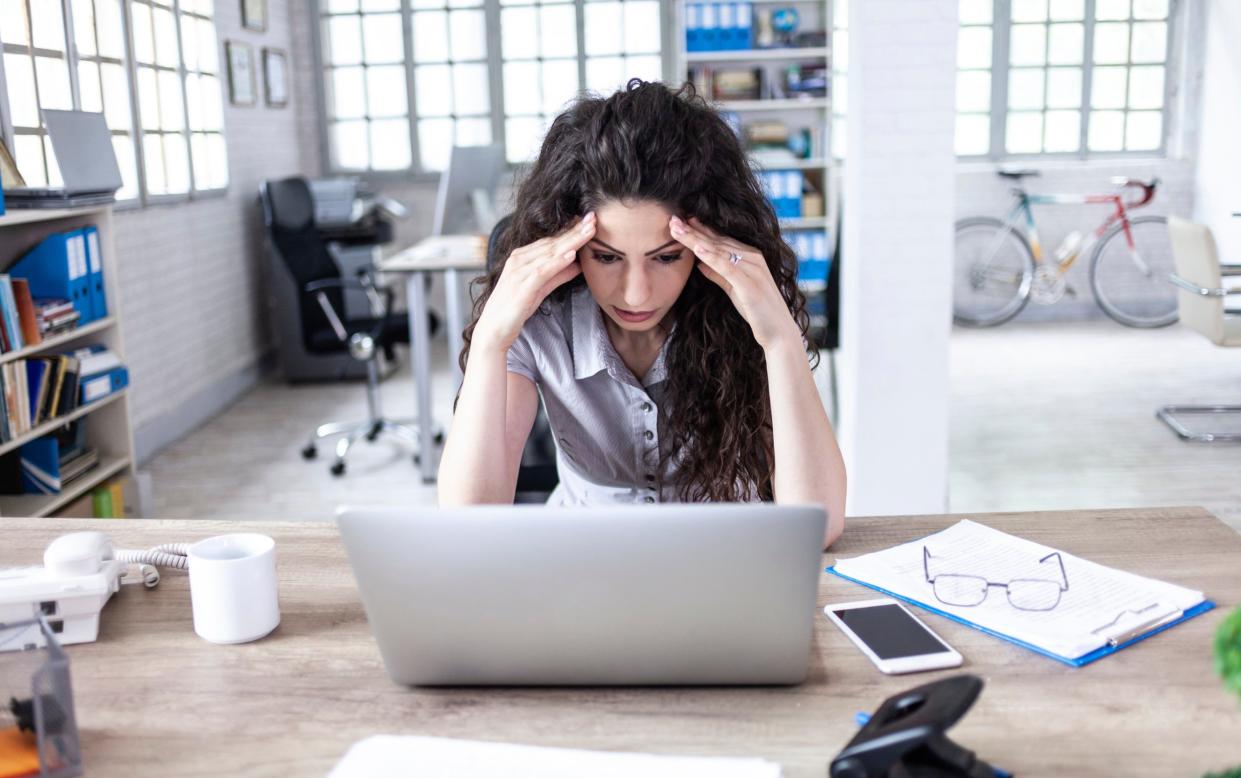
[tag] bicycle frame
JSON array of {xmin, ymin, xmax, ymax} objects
[{"xmin": 999, "ymin": 180, "xmax": 1157, "ymax": 277}]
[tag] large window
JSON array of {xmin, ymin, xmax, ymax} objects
[
  {"xmin": 954, "ymin": 0, "xmax": 1174, "ymax": 158},
  {"xmin": 317, "ymin": 0, "xmax": 666, "ymax": 174},
  {"xmin": 71, "ymin": 0, "xmax": 140, "ymax": 199},
  {"xmin": 1, "ymin": 0, "xmax": 76, "ymax": 187},
  {"xmin": 131, "ymin": 0, "xmax": 227, "ymax": 196},
  {"xmin": 412, "ymin": 0, "xmax": 490, "ymax": 171},
  {"xmin": 0, "ymin": 0, "xmax": 227, "ymax": 202}
]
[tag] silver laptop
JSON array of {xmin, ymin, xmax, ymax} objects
[
  {"xmin": 9, "ymin": 110, "xmax": 122, "ymax": 203},
  {"xmin": 336, "ymin": 504, "xmax": 826, "ymax": 686}
]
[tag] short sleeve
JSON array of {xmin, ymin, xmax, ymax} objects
[{"xmin": 505, "ymin": 326, "xmax": 539, "ymax": 383}]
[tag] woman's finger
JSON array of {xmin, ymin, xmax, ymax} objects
[
  {"xmin": 688, "ymin": 216, "xmax": 759, "ymax": 256},
  {"xmin": 536, "ymin": 261, "xmax": 582, "ymax": 300},
  {"xmin": 670, "ymin": 217, "xmax": 733, "ymax": 275},
  {"xmin": 551, "ymin": 212, "xmax": 596, "ymax": 257}
]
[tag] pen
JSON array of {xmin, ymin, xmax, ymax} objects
[{"xmin": 1103, "ymin": 608, "xmax": 1182, "ymax": 647}]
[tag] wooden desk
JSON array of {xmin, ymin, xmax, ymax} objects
[
  {"xmin": 377, "ymin": 235, "xmax": 487, "ymax": 482},
  {"xmin": 4, "ymin": 507, "xmax": 1240, "ymax": 777}
]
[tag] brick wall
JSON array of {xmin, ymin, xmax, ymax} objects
[
  {"xmin": 116, "ymin": 0, "xmax": 305, "ymax": 461},
  {"xmin": 955, "ymin": 157, "xmax": 1196, "ymax": 323}
]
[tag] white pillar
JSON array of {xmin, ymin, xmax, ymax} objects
[
  {"xmin": 1193, "ymin": 1, "xmax": 1241, "ymax": 260},
  {"xmin": 839, "ymin": 0, "xmax": 958, "ymax": 516}
]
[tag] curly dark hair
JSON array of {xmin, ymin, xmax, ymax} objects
[{"xmin": 460, "ymin": 78, "xmax": 815, "ymax": 502}]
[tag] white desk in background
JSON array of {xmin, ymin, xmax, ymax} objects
[{"xmin": 377, "ymin": 234, "xmax": 487, "ymax": 482}]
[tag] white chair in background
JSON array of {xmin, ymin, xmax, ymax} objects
[{"xmin": 1156, "ymin": 216, "xmax": 1241, "ymax": 442}]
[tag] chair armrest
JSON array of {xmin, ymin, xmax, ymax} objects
[
  {"xmin": 302, "ymin": 276, "xmax": 396, "ymax": 345},
  {"xmin": 1169, "ymin": 274, "xmax": 1230, "ymax": 297}
]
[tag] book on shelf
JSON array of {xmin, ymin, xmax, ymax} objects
[
  {"xmin": 0, "ymin": 275, "xmax": 24, "ymax": 352},
  {"xmin": 55, "ymin": 477, "xmax": 125, "ymax": 518},
  {"xmin": 72, "ymin": 345, "xmax": 127, "ymax": 405},
  {"xmin": 12, "ymin": 279, "xmax": 41, "ymax": 347},
  {"xmin": 0, "ymin": 348, "xmax": 116, "ymax": 444},
  {"xmin": 7, "ymin": 225, "xmax": 108, "ymax": 331},
  {"xmin": 36, "ymin": 298, "xmax": 81, "ymax": 338},
  {"xmin": 90, "ymin": 478, "xmax": 125, "ymax": 518},
  {"xmin": 0, "ymin": 418, "xmax": 98, "ymax": 496},
  {"xmin": 686, "ymin": 2, "xmax": 756, "ymax": 52}
]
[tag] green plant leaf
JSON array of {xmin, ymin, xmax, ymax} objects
[{"xmin": 1216, "ymin": 604, "xmax": 1241, "ymax": 703}]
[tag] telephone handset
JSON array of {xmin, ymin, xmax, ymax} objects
[{"xmin": 0, "ymin": 531, "xmax": 191, "ymax": 652}]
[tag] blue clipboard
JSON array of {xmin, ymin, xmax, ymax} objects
[{"xmin": 826, "ymin": 566, "xmax": 1216, "ymax": 668}]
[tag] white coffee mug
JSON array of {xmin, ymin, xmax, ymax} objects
[{"xmin": 188, "ymin": 533, "xmax": 281, "ymax": 644}]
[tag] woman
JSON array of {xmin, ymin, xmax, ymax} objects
[{"xmin": 438, "ymin": 79, "xmax": 846, "ymax": 548}]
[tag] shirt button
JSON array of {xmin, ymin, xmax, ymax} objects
[
  {"xmin": 640, "ymin": 402, "xmax": 652, "ymax": 413},
  {"xmin": 645, "ymin": 473, "xmax": 655, "ymax": 483},
  {"xmin": 644, "ymin": 430, "xmax": 654, "ymax": 441},
  {"xmin": 643, "ymin": 495, "xmax": 655, "ymax": 504}
]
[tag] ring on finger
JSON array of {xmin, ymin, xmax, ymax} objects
[{"xmin": 729, "ymin": 251, "xmax": 743, "ymax": 266}]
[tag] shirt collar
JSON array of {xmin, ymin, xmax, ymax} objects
[
  {"xmin": 570, "ymin": 285, "xmax": 673, "ymax": 388},
  {"xmin": 571, "ymin": 285, "xmax": 610, "ymax": 381}
]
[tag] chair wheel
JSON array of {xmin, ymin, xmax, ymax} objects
[
  {"xmin": 330, "ymin": 462, "xmax": 346, "ymax": 476},
  {"xmin": 302, "ymin": 445, "xmax": 317, "ymax": 460}
]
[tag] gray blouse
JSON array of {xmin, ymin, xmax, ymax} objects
[{"xmin": 506, "ymin": 285, "xmax": 682, "ymax": 505}]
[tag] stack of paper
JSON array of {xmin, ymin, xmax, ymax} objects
[
  {"xmin": 329, "ymin": 736, "xmax": 783, "ymax": 778},
  {"xmin": 830, "ymin": 520, "xmax": 1209, "ymax": 664}
]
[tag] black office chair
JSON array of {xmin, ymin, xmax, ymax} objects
[
  {"xmin": 259, "ymin": 176, "xmax": 440, "ymax": 476},
  {"xmin": 486, "ymin": 215, "xmax": 559, "ymax": 501}
]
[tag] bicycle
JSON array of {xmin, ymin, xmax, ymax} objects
[{"xmin": 953, "ymin": 169, "xmax": 1177, "ymax": 328}]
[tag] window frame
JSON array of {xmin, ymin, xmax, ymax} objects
[
  {"xmin": 72, "ymin": 0, "xmax": 144, "ymax": 202},
  {"xmin": 0, "ymin": 0, "xmax": 229, "ymax": 209},
  {"xmin": 0, "ymin": 0, "xmax": 80, "ymax": 189},
  {"xmin": 125, "ymin": 0, "xmax": 229, "ymax": 204},
  {"xmin": 311, "ymin": 0, "xmax": 678, "ymax": 184},
  {"xmin": 960, "ymin": 0, "xmax": 1179, "ymax": 162}
]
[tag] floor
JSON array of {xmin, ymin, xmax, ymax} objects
[
  {"xmin": 145, "ymin": 322, "xmax": 1241, "ymax": 533},
  {"xmin": 949, "ymin": 321, "xmax": 1241, "ymax": 532}
]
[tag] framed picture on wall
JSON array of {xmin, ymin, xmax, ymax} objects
[
  {"xmin": 242, "ymin": 0, "xmax": 267, "ymax": 32},
  {"xmin": 226, "ymin": 41, "xmax": 256, "ymax": 106},
  {"xmin": 263, "ymin": 48, "xmax": 288, "ymax": 108}
]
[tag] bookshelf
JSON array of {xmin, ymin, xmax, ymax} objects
[
  {"xmin": 0, "ymin": 204, "xmax": 136, "ymax": 517},
  {"xmin": 677, "ymin": 1, "xmax": 838, "ymax": 333}
]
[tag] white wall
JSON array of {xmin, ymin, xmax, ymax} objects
[
  {"xmin": 840, "ymin": 0, "xmax": 958, "ymax": 516},
  {"xmin": 1194, "ymin": 0, "xmax": 1241, "ymax": 260}
]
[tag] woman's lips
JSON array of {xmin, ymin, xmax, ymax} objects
[{"xmin": 613, "ymin": 307, "xmax": 656, "ymax": 323}]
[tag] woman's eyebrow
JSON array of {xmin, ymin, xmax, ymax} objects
[
  {"xmin": 589, "ymin": 238, "xmax": 681, "ymax": 256},
  {"xmin": 640, "ymin": 240, "xmax": 680, "ymax": 255}
]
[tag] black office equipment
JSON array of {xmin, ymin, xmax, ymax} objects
[
  {"xmin": 829, "ymin": 674, "xmax": 998, "ymax": 778},
  {"xmin": 485, "ymin": 214, "xmax": 559, "ymax": 502},
  {"xmin": 261, "ymin": 177, "xmax": 404, "ymax": 381},
  {"xmin": 259, "ymin": 176, "xmax": 438, "ymax": 476}
]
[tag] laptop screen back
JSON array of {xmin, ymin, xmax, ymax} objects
[{"xmin": 42, "ymin": 110, "xmax": 123, "ymax": 193}]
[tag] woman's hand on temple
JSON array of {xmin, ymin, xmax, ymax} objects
[
  {"xmin": 669, "ymin": 215, "xmax": 801, "ymax": 351},
  {"xmin": 474, "ymin": 213, "xmax": 596, "ymax": 351}
]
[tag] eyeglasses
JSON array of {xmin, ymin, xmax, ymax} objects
[{"xmin": 923, "ymin": 547, "xmax": 1070, "ymax": 612}]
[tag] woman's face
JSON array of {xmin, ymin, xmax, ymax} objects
[{"xmin": 578, "ymin": 199, "xmax": 695, "ymax": 335}]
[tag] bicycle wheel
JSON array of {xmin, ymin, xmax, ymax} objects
[
  {"xmin": 1089, "ymin": 215, "xmax": 1178, "ymax": 328},
  {"xmin": 953, "ymin": 217, "xmax": 1035, "ymax": 327}
]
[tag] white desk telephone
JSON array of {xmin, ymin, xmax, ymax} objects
[{"xmin": 0, "ymin": 531, "xmax": 189, "ymax": 652}]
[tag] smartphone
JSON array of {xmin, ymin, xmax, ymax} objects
[{"xmin": 824, "ymin": 598, "xmax": 963, "ymax": 674}]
